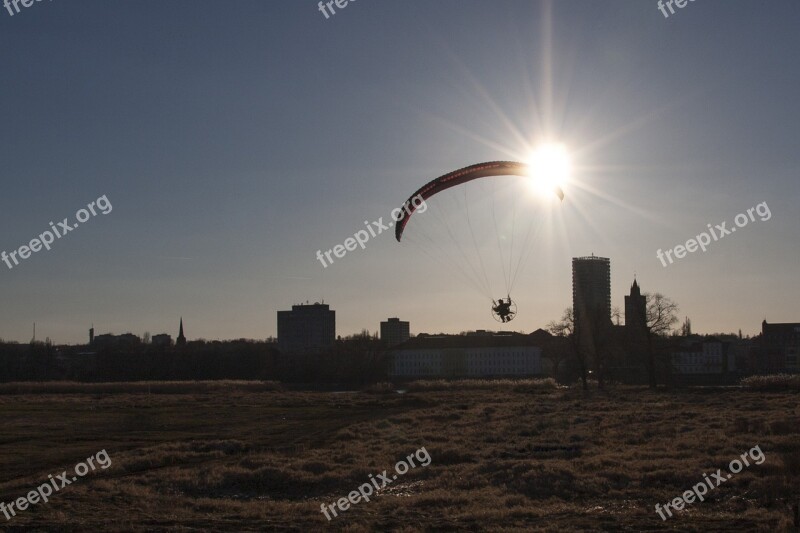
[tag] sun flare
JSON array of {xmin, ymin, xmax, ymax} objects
[{"xmin": 527, "ymin": 143, "xmax": 571, "ymax": 198}]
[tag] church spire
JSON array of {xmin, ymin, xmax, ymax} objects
[{"xmin": 177, "ymin": 318, "xmax": 186, "ymax": 346}]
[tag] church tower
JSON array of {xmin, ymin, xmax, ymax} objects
[
  {"xmin": 625, "ymin": 278, "xmax": 647, "ymax": 342},
  {"xmin": 177, "ymin": 318, "xmax": 186, "ymax": 346},
  {"xmin": 625, "ymin": 278, "xmax": 647, "ymax": 334}
]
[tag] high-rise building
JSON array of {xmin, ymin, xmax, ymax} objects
[
  {"xmin": 380, "ymin": 318, "xmax": 410, "ymax": 347},
  {"xmin": 572, "ymin": 255, "xmax": 611, "ymax": 326},
  {"xmin": 572, "ymin": 255, "xmax": 611, "ymax": 353},
  {"xmin": 277, "ymin": 303, "xmax": 336, "ymax": 353}
]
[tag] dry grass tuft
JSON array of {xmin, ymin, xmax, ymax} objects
[
  {"xmin": 0, "ymin": 380, "xmax": 283, "ymax": 395},
  {"xmin": 362, "ymin": 382, "xmax": 398, "ymax": 394},
  {"xmin": 740, "ymin": 374, "xmax": 800, "ymax": 391},
  {"xmin": 406, "ymin": 378, "xmax": 558, "ymax": 392}
]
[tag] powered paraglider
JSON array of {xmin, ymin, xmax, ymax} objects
[{"xmin": 394, "ymin": 160, "xmax": 565, "ymax": 324}]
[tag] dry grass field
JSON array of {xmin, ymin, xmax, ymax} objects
[{"xmin": 0, "ymin": 381, "xmax": 797, "ymax": 532}]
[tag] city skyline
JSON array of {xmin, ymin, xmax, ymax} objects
[{"xmin": 8, "ymin": 254, "xmax": 780, "ymax": 346}]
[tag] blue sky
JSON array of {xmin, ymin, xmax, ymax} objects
[{"xmin": 1, "ymin": 0, "xmax": 798, "ymax": 343}]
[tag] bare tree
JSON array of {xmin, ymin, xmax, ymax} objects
[
  {"xmin": 680, "ymin": 317, "xmax": 692, "ymax": 337},
  {"xmin": 547, "ymin": 308, "xmax": 589, "ymax": 390},
  {"xmin": 612, "ymin": 306, "xmax": 622, "ymax": 326},
  {"xmin": 644, "ymin": 293, "xmax": 679, "ymax": 388}
]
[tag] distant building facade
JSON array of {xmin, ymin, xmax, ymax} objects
[
  {"xmin": 277, "ymin": 303, "xmax": 335, "ymax": 353},
  {"xmin": 380, "ymin": 318, "xmax": 410, "ymax": 347},
  {"xmin": 759, "ymin": 320, "xmax": 800, "ymax": 371},
  {"xmin": 390, "ymin": 333, "xmax": 543, "ymax": 379},
  {"xmin": 672, "ymin": 337, "xmax": 729, "ymax": 374}
]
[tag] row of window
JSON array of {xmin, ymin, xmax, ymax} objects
[
  {"xmin": 675, "ymin": 366, "xmax": 723, "ymax": 374},
  {"xmin": 398, "ymin": 351, "xmax": 537, "ymax": 358},
  {"xmin": 674, "ymin": 354, "xmax": 721, "ymax": 363}
]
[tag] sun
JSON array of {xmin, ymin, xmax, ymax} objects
[{"xmin": 526, "ymin": 143, "xmax": 571, "ymax": 198}]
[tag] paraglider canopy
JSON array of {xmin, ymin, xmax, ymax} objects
[{"xmin": 395, "ymin": 161, "xmax": 564, "ymax": 242}]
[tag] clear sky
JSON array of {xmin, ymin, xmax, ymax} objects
[{"xmin": 1, "ymin": 0, "xmax": 798, "ymax": 344}]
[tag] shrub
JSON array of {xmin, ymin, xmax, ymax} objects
[{"xmin": 363, "ymin": 382, "xmax": 396, "ymax": 394}]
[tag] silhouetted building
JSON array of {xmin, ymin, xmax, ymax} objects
[
  {"xmin": 176, "ymin": 318, "xmax": 186, "ymax": 346},
  {"xmin": 381, "ymin": 318, "xmax": 410, "ymax": 347},
  {"xmin": 572, "ymin": 255, "xmax": 612, "ymax": 357},
  {"xmin": 573, "ymin": 255, "xmax": 611, "ymax": 324},
  {"xmin": 617, "ymin": 278, "xmax": 649, "ymax": 382},
  {"xmin": 89, "ymin": 326, "xmax": 94, "ymax": 345},
  {"xmin": 624, "ymin": 277, "xmax": 648, "ymax": 364},
  {"xmin": 277, "ymin": 303, "xmax": 335, "ymax": 353},
  {"xmin": 92, "ymin": 333, "xmax": 141, "ymax": 349},
  {"xmin": 625, "ymin": 278, "xmax": 646, "ymax": 334},
  {"xmin": 151, "ymin": 334, "xmax": 172, "ymax": 347},
  {"xmin": 759, "ymin": 320, "xmax": 800, "ymax": 371},
  {"xmin": 390, "ymin": 333, "xmax": 543, "ymax": 379}
]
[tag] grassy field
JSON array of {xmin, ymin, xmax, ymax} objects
[{"xmin": 0, "ymin": 381, "xmax": 797, "ymax": 531}]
